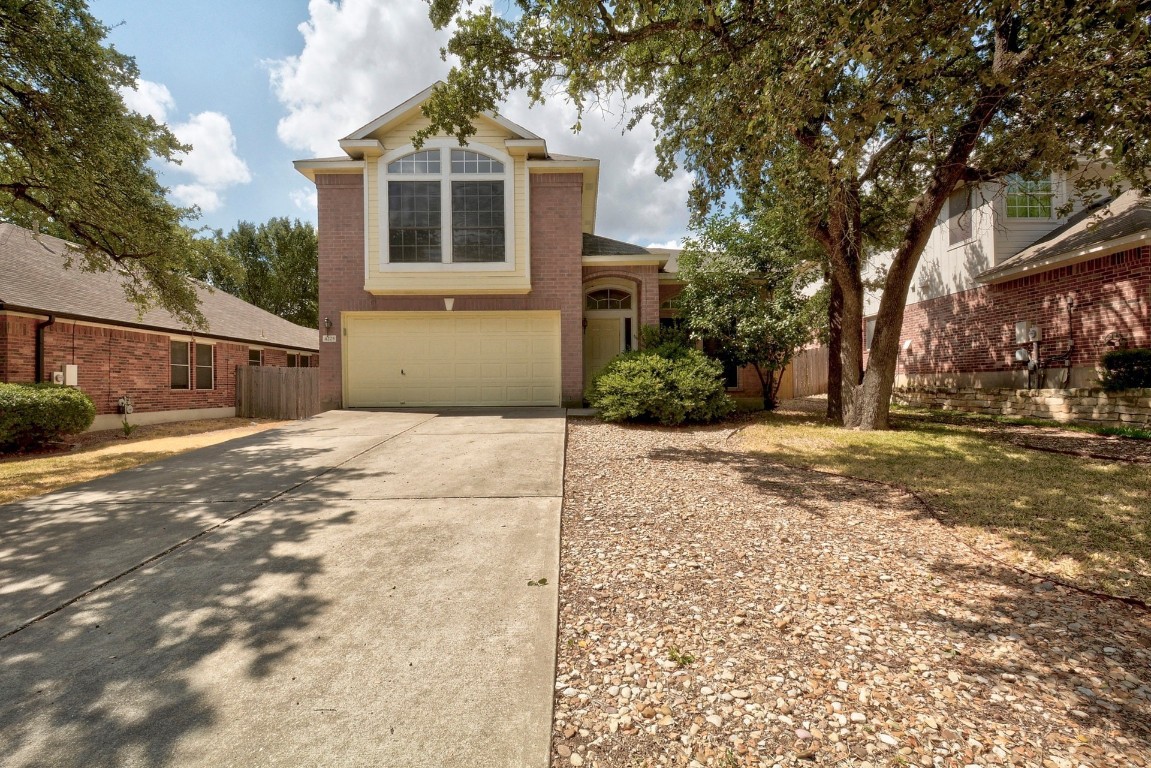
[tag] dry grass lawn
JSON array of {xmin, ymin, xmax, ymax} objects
[
  {"xmin": 0, "ymin": 418, "xmax": 283, "ymax": 505},
  {"xmin": 737, "ymin": 408, "xmax": 1151, "ymax": 602}
]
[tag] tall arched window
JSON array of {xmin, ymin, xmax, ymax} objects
[{"xmin": 384, "ymin": 146, "xmax": 512, "ymax": 265}]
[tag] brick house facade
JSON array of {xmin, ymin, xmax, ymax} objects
[
  {"xmin": 866, "ymin": 185, "xmax": 1151, "ymax": 390},
  {"xmin": 1, "ymin": 224, "xmax": 319, "ymax": 430},
  {"xmin": 298, "ymin": 84, "xmax": 703, "ymax": 409}
]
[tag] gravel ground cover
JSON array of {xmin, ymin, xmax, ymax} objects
[{"xmin": 553, "ymin": 419, "xmax": 1151, "ymax": 768}]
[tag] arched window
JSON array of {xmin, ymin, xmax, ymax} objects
[
  {"xmin": 384, "ymin": 146, "xmax": 511, "ymax": 265},
  {"xmin": 586, "ymin": 288, "xmax": 632, "ymax": 310}
]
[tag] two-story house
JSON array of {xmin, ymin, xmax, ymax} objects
[
  {"xmin": 293, "ymin": 85, "xmax": 686, "ymax": 409},
  {"xmin": 865, "ymin": 173, "xmax": 1150, "ymax": 389}
]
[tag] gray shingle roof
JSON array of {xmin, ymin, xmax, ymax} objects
[
  {"xmin": 0, "ymin": 224, "xmax": 318, "ymax": 351},
  {"xmin": 978, "ymin": 190, "xmax": 1151, "ymax": 282},
  {"xmin": 582, "ymin": 233, "xmax": 653, "ymax": 257}
]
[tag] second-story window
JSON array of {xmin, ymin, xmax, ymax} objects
[
  {"xmin": 1005, "ymin": 174, "xmax": 1053, "ymax": 218},
  {"xmin": 385, "ymin": 147, "xmax": 509, "ymax": 265}
]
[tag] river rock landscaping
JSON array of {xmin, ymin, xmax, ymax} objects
[{"xmin": 552, "ymin": 419, "xmax": 1151, "ymax": 767}]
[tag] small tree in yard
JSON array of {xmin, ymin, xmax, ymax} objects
[{"xmin": 677, "ymin": 212, "xmax": 825, "ymax": 411}]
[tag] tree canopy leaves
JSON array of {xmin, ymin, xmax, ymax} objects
[
  {"xmin": 196, "ymin": 219, "xmax": 318, "ymax": 328},
  {"xmin": 423, "ymin": 0, "xmax": 1151, "ymax": 428},
  {"xmin": 677, "ymin": 209, "xmax": 826, "ymax": 410},
  {"xmin": 0, "ymin": 0, "xmax": 202, "ymax": 323}
]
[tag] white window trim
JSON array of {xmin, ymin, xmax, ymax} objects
[
  {"xmin": 378, "ymin": 139, "xmax": 516, "ymax": 272},
  {"xmin": 1003, "ymin": 174, "xmax": 1057, "ymax": 220}
]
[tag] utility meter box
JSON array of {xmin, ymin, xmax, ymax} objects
[{"xmin": 63, "ymin": 364, "xmax": 78, "ymax": 386}]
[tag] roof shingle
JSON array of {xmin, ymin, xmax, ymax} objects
[
  {"xmin": 0, "ymin": 224, "xmax": 318, "ymax": 351},
  {"xmin": 978, "ymin": 190, "xmax": 1151, "ymax": 282}
]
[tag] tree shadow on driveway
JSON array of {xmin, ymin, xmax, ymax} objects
[{"xmin": 0, "ymin": 435, "xmax": 383, "ymax": 768}]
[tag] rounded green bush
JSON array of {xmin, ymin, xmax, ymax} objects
[
  {"xmin": 0, "ymin": 383, "xmax": 97, "ymax": 452},
  {"xmin": 586, "ymin": 346, "xmax": 735, "ymax": 426},
  {"xmin": 1099, "ymin": 348, "xmax": 1151, "ymax": 391}
]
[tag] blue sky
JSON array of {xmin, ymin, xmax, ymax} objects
[{"xmin": 91, "ymin": 0, "xmax": 691, "ymax": 247}]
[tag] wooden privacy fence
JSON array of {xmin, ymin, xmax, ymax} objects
[
  {"xmin": 790, "ymin": 346, "xmax": 829, "ymax": 398},
  {"xmin": 235, "ymin": 366, "xmax": 320, "ymax": 420}
]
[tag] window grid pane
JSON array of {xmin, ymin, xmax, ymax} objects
[
  {"xmin": 450, "ymin": 149, "xmax": 504, "ymax": 174},
  {"xmin": 451, "ymin": 181, "xmax": 505, "ymax": 262},
  {"xmin": 389, "ymin": 180, "xmax": 443, "ymax": 262},
  {"xmin": 586, "ymin": 289, "xmax": 632, "ymax": 309},
  {"xmin": 248, "ymin": 349, "xmax": 262, "ymax": 366},
  {"xmin": 1006, "ymin": 175, "xmax": 1052, "ymax": 218},
  {"xmin": 170, "ymin": 341, "xmax": 189, "ymax": 389},
  {"xmin": 195, "ymin": 343, "xmax": 213, "ymax": 390},
  {"xmin": 387, "ymin": 149, "xmax": 441, "ymax": 174}
]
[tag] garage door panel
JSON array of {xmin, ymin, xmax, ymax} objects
[{"xmin": 345, "ymin": 311, "xmax": 561, "ymax": 407}]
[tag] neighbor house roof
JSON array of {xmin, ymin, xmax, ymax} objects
[
  {"xmin": 978, "ymin": 190, "xmax": 1151, "ymax": 283},
  {"xmin": 0, "ymin": 224, "xmax": 318, "ymax": 351}
]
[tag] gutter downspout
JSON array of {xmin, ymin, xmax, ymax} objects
[{"xmin": 35, "ymin": 314, "xmax": 56, "ymax": 383}]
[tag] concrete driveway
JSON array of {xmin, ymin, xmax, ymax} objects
[{"xmin": 0, "ymin": 408, "xmax": 564, "ymax": 767}]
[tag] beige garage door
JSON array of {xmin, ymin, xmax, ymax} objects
[{"xmin": 344, "ymin": 311, "xmax": 561, "ymax": 407}]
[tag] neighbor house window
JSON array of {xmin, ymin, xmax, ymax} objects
[
  {"xmin": 287, "ymin": 353, "xmax": 312, "ymax": 368},
  {"xmin": 1005, "ymin": 175, "xmax": 1053, "ymax": 218},
  {"xmin": 864, "ymin": 317, "xmax": 877, "ymax": 349},
  {"xmin": 170, "ymin": 341, "xmax": 189, "ymax": 389},
  {"xmin": 385, "ymin": 147, "xmax": 509, "ymax": 264},
  {"xmin": 195, "ymin": 344, "xmax": 214, "ymax": 390},
  {"xmin": 171, "ymin": 341, "xmax": 213, "ymax": 389},
  {"xmin": 948, "ymin": 186, "xmax": 972, "ymax": 245},
  {"xmin": 248, "ymin": 349, "xmax": 263, "ymax": 366}
]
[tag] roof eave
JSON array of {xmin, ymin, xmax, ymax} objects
[
  {"xmin": 293, "ymin": 158, "xmax": 366, "ymax": 182},
  {"xmin": 977, "ymin": 231, "xmax": 1150, "ymax": 284}
]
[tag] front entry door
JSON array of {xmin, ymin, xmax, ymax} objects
[{"xmin": 584, "ymin": 317, "xmax": 622, "ymax": 383}]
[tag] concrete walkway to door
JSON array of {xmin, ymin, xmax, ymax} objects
[{"xmin": 0, "ymin": 408, "xmax": 564, "ymax": 768}]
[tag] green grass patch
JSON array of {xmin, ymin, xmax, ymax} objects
[{"xmin": 738, "ymin": 411, "xmax": 1151, "ymax": 602}]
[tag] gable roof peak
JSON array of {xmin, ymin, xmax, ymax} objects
[{"xmin": 342, "ymin": 82, "xmax": 542, "ymax": 146}]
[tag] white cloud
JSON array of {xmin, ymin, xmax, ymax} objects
[
  {"xmin": 644, "ymin": 239, "xmax": 684, "ymax": 250},
  {"xmin": 290, "ymin": 187, "xmax": 319, "ymax": 211},
  {"xmin": 170, "ymin": 184, "xmax": 222, "ymax": 212},
  {"xmin": 120, "ymin": 79, "xmax": 252, "ymax": 213},
  {"xmin": 120, "ymin": 80, "xmax": 175, "ymax": 122},
  {"xmin": 267, "ymin": 0, "xmax": 454, "ymax": 156},
  {"xmin": 169, "ymin": 112, "xmax": 252, "ymax": 189},
  {"xmin": 266, "ymin": 0, "xmax": 691, "ymax": 245}
]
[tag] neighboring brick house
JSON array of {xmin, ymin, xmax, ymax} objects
[
  {"xmin": 0, "ymin": 223, "xmax": 319, "ymax": 430},
  {"xmin": 865, "ymin": 179, "xmax": 1150, "ymax": 389},
  {"xmin": 298, "ymin": 84, "xmax": 780, "ymax": 409}
]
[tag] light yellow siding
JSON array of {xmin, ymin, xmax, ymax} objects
[
  {"xmin": 363, "ymin": 112, "xmax": 532, "ymax": 294},
  {"xmin": 343, "ymin": 311, "xmax": 561, "ymax": 407},
  {"xmin": 376, "ymin": 111, "xmax": 515, "ymax": 150}
]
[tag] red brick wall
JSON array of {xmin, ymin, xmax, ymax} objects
[
  {"xmin": 872, "ymin": 246, "xmax": 1151, "ymax": 384},
  {"xmin": 315, "ymin": 171, "xmax": 587, "ymax": 407},
  {"xmin": 0, "ymin": 313, "xmax": 309, "ymax": 417}
]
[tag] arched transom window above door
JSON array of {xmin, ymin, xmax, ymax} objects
[
  {"xmin": 586, "ymin": 288, "xmax": 632, "ymax": 310},
  {"xmin": 382, "ymin": 145, "xmax": 513, "ymax": 266}
]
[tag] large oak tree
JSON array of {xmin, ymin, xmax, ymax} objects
[
  {"xmin": 421, "ymin": 0, "xmax": 1151, "ymax": 428},
  {"xmin": 1, "ymin": 0, "xmax": 203, "ymax": 323}
]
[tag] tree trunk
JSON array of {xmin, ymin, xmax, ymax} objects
[
  {"xmin": 752, "ymin": 364, "xmax": 775, "ymax": 411},
  {"xmin": 825, "ymin": 180, "xmax": 864, "ymax": 427},
  {"xmin": 825, "ymin": 269, "xmax": 843, "ymax": 422}
]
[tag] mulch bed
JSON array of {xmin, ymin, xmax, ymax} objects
[{"xmin": 553, "ymin": 419, "xmax": 1151, "ymax": 767}]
